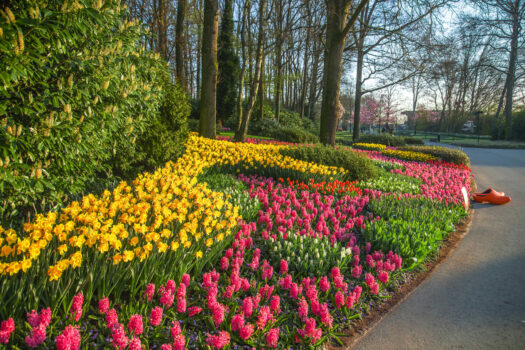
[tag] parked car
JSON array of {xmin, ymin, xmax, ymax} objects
[{"xmin": 461, "ymin": 120, "xmax": 476, "ymax": 133}]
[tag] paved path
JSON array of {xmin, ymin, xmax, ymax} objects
[{"xmin": 353, "ymin": 147, "xmax": 525, "ymax": 349}]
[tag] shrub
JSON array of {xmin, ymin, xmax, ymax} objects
[
  {"xmin": 270, "ymin": 127, "xmax": 318, "ymax": 144},
  {"xmin": 403, "ymin": 136, "xmax": 425, "ymax": 145},
  {"xmin": 0, "ymin": 0, "xmax": 167, "ymax": 225},
  {"xmin": 398, "ymin": 145, "xmax": 470, "ymax": 166},
  {"xmin": 187, "ymin": 118, "xmax": 199, "ymax": 132},
  {"xmin": 133, "ymin": 77, "xmax": 190, "ymax": 175},
  {"xmin": 279, "ymin": 145, "xmax": 378, "ymax": 181},
  {"xmin": 354, "ymin": 134, "xmax": 406, "ymax": 147}
]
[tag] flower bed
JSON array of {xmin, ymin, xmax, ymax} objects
[{"xmin": 0, "ymin": 134, "xmax": 471, "ymax": 348}]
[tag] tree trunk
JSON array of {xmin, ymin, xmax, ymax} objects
[
  {"xmin": 503, "ymin": 13, "xmax": 519, "ymax": 140},
  {"xmin": 352, "ymin": 47, "xmax": 364, "ymax": 141},
  {"xmin": 258, "ymin": 54, "xmax": 265, "ymax": 120},
  {"xmin": 199, "ymin": 0, "xmax": 219, "ymax": 139},
  {"xmin": 308, "ymin": 39, "xmax": 321, "ymax": 120},
  {"xmin": 299, "ymin": 2, "xmax": 312, "ymax": 119},
  {"xmin": 176, "ymin": 0, "xmax": 187, "ymax": 88},
  {"xmin": 320, "ymin": 0, "xmax": 349, "ymax": 146},
  {"xmin": 158, "ymin": 0, "xmax": 168, "ymax": 59},
  {"xmin": 274, "ymin": 0, "xmax": 284, "ymax": 122},
  {"xmin": 235, "ymin": 0, "xmax": 267, "ymax": 142},
  {"xmin": 236, "ymin": 0, "xmax": 250, "ymax": 132}
]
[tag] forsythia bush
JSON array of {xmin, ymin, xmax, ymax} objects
[{"xmin": 0, "ymin": 0, "xmax": 169, "ymax": 225}]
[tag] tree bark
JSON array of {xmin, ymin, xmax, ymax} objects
[
  {"xmin": 235, "ymin": 0, "xmax": 267, "ymax": 142},
  {"xmin": 503, "ymin": 11, "xmax": 519, "ymax": 140},
  {"xmin": 352, "ymin": 47, "xmax": 364, "ymax": 140},
  {"xmin": 274, "ymin": 0, "xmax": 284, "ymax": 122},
  {"xmin": 321, "ymin": 0, "xmax": 369, "ymax": 146},
  {"xmin": 199, "ymin": 0, "xmax": 219, "ymax": 139},
  {"xmin": 176, "ymin": 0, "xmax": 187, "ymax": 88},
  {"xmin": 236, "ymin": 0, "xmax": 250, "ymax": 132}
]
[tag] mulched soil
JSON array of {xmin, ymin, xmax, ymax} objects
[{"xmin": 327, "ymin": 208, "xmax": 475, "ymax": 349}]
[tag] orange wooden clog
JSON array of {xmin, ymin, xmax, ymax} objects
[
  {"xmin": 474, "ymin": 188, "xmax": 505, "ymax": 197},
  {"xmin": 472, "ymin": 188, "xmax": 511, "ymax": 204}
]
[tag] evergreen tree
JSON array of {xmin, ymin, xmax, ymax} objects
[{"xmin": 217, "ymin": 0, "xmax": 240, "ymax": 127}]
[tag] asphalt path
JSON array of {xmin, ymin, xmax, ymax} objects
[{"xmin": 353, "ymin": 147, "xmax": 525, "ymax": 349}]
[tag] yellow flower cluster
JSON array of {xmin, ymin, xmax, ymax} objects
[
  {"xmin": 0, "ymin": 134, "xmax": 342, "ymax": 281},
  {"xmin": 352, "ymin": 143, "xmax": 387, "ymax": 151},
  {"xmin": 381, "ymin": 149, "xmax": 437, "ymax": 162}
]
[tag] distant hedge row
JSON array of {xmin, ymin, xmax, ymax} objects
[{"xmin": 0, "ymin": 0, "xmax": 189, "ymax": 225}]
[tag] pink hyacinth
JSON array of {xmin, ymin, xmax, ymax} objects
[
  {"xmin": 106, "ymin": 308, "xmax": 118, "ymax": 329},
  {"xmin": 231, "ymin": 313, "xmax": 244, "ymax": 332},
  {"xmin": 27, "ymin": 310, "xmax": 40, "ymax": 328},
  {"xmin": 166, "ymin": 280, "xmax": 176, "ymax": 293},
  {"xmin": 150, "ymin": 306, "xmax": 163, "ymax": 326},
  {"xmin": 0, "ymin": 318, "xmax": 14, "ymax": 344},
  {"xmin": 319, "ymin": 276, "xmax": 330, "ymax": 292},
  {"xmin": 257, "ymin": 306, "xmax": 273, "ymax": 330},
  {"xmin": 173, "ymin": 334, "xmax": 186, "ymax": 350},
  {"xmin": 240, "ymin": 324, "xmax": 254, "ymax": 340},
  {"xmin": 145, "ymin": 283, "xmax": 155, "ymax": 301},
  {"xmin": 352, "ymin": 265, "xmax": 362, "ymax": 278},
  {"xmin": 160, "ymin": 290, "xmax": 174, "ymax": 308},
  {"xmin": 161, "ymin": 344, "xmax": 173, "ymax": 350},
  {"xmin": 330, "ymin": 267, "xmax": 341, "ymax": 280},
  {"xmin": 129, "ymin": 336, "xmax": 142, "ymax": 350},
  {"xmin": 266, "ymin": 328, "xmax": 279, "ymax": 348},
  {"xmin": 110, "ymin": 323, "xmax": 128, "ymax": 349},
  {"xmin": 99, "ymin": 297, "xmax": 110, "ymax": 314},
  {"xmin": 335, "ymin": 291, "xmax": 345, "ymax": 309},
  {"xmin": 188, "ymin": 306, "xmax": 202, "ymax": 317},
  {"xmin": 280, "ymin": 259, "xmax": 288, "ymax": 274},
  {"xmin": 177, "ymin": 296, "xmax": 187, "ymax": 313},
  {"xmin": 290, "ymin": 283, "xmax": 300, "ymax": 299},
  {"xmin": 128, "ymin": 314, "xmax": 143, "ymax": 336},
  {"xmin": 378, "ymin": 270, "xmax": 389, "ymax": 284},
  {"xmin": 56, "ymin": 325, "xmax": 81, "ymax": 350},
  {"xmin": 298, "ymin": 298, "xmax": 309, "ymax": 320},
  {"xmin": 181, "ymin": 273, "xmax": 191, "ymax": 287},
  {"xmin": 25, "ymin": 325, "xmax": 46, "ymax": 347},
  {"xmin": 39, "ymin": 308, "xmax": 51, "ymax": 328},
  {"xmin": 170, "ymin": 321, "xmax": 181, "ymax": 338},
  {"xmin": 211, "ymin": 303, "xmax": 225, "ymax": 326},
  {"xmin": 270, "ymin": 295, "xmax": 281, "ymax": 314},
  {"xmin": 370, "ymin": 282, "xmax": 380, "ymax": 295},
  {"xmin": 206, "ymin": 331, "xmax": 230, "ymax": 349},
  {"xmin": 220, "ymin": 257, "xmax": 229, "ymax": 271},
  {"xmin": 70, "ymin": 292, "xmax": 83, "ymax": 322},
  {"xmin": 242, "ymin": 297, "xmax": 253, "ymax": 317},
  {"xmin": 365, "ymin": 273, "xmax": 375, "ymax": 288}
]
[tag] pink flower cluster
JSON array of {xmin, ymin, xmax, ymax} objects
[
  {"xmin": 0, "ymin": 318, "xmax": 14, "ymax": 344},
  {"xmin": 56, "ymin": 325, "xmax": 80, "ymax": 350},
  {"xmin": 239, "ymin": 174, "xmax": 372, "ymax": 244},
  {"xmin": 25, "ymin": 308, "xmax": 51, "ymax": 347}
]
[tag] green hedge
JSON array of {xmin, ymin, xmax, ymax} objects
[
  {"xmin": 398, "ymin": 145, "xmax": 470, "ymax": 166},
  {"xmin": 0, "ymin": 0, "xmax": 187, "ymax": 225},
  {"xmin": 354, "ymin": 134, "xmax": 406, "ymax": 147},
  {"xmin": 279, "ymin": 145, "xmax": 378, "ymax": 181},
  {"xmin": 403, "ymin": 136, "xmax": 425, "ymax": 145},
  {"xmin": 270, "ymin": 127, "xmax": 318, "ymax": 144}
]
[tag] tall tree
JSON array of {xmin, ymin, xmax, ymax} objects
[
  {"xmin": 473, "ymin": 0, "xmax": 525, "ymax": 139},
  {"xmin": 199, "ymin": 0, "xmax": 219, "ymax": 138},
  {"xmin": 175, "ymin": 0, "xmax": 187, "ymax": 88},
  {"xmin": 235, "ymin": 0, "xmax": 267, "ymax": 142},
  {"xmin": 320, "ymin": 0, "xmax": 369, "ymax": 146},
  {"xmin": 217, "ymin": 0, "xmax": 240, "ymax": 127}
]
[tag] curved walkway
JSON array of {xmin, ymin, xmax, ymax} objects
[{"xmin": 353, "ymin": 147, "xmax": 525, "ymax": 349}]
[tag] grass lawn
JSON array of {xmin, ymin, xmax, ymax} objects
[{"xmin": 218, "ymin": 131, "xmax": 274, "ymax": 140}]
